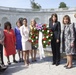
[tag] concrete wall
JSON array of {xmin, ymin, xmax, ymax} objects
[
  {"xmin": 0, "ymin": 6, "xmax": 76, "ymax": 52},
  {"xmin": 0, "ymin": 6, "xmax": 76, "ymax": 30}
]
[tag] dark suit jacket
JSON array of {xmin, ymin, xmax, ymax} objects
[{"xmin": 49, "ymin": 21, "xmax": 61, "ymax": 40}]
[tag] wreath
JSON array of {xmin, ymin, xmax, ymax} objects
[
  {"xmin": 29, "ymin": 24, "xmax": 53, "ymax": 48},
  {"xmin": 42, "ymin": 24, "xmax": 53, "ymax": 48}
]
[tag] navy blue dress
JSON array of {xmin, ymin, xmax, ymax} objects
[{"xmin": 15, "ymin": 27, "xmax": 22, "ymax": 50}]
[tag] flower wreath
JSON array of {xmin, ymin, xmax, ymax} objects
[{"xmin": 29, "ymin": 24, "xmax": 53, "ymax": 48}]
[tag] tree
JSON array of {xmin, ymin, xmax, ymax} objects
[
  {"xmin": 59, "ymin": 2, "xmax": 68, "ymax": 8},
  {"xmin": 30, "ymin": 0, "xmax": 41, "ymax": 10}
]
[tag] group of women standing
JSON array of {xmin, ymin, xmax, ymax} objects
[
  {"xmin": 0, "ymin": 13, "xmax": 76, "ymax": 69},
  {"xmin": 0, "ymin": 18, "xmax": 38, "ymax": 67}
]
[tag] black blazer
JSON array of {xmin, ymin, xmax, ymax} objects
[{"xmin": 49, "ymin": 21, "xmax": 61, "ymax": 40}]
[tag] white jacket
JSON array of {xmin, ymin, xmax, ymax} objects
[{"xmin": 20, "ymin": 25, "xmax": 30, "ymax": 42}]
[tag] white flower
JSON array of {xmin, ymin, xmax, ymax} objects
[
  {"xmin": 30, "ymin": 32, "xmax": 32, "ymax": 35},
  {"xmin": 32, "ymin": 40, "xmax": 34, "ymax": 42},
  {"xmin": 34, "ymin": 28, "xmax": 36, "ymax": 30},
  {"xmin": 51, "ymin": 34, "xmax": 53, "ymax": 36},
  {"xmin": 47, "ymin": 30, "xmax": 49, "ymax": 33},
  {"xmin": 46, "ymin": 36, "xmax": 49, "ymax": 38},
  {"xmin": 29, "ymin": 37, "xmax": 31, "ymax": 40},
  {"xmin": 49, "ymin": 40, "xmax": 51, "ymax": 41},
  {"xmin": 36, "ymin": 37, "xmax": 38, "ymax": 39},
  {"xmin": 35, "ymin": 46, "xmax": 37, "ymax": 48},
  {"xmin": 42, "ymin": 30, "xmax": 44, "ymax": 32},
  {"xmin": 46, "ymin": 45, "xmax": 48, "ymax": 47},
  {"xmin": 43, "ymin": 41, "xmax": 46, "ymax": 43},
  {"xmin": 47, "ymin": 25, "xmax": 49, "ymax": 28}
]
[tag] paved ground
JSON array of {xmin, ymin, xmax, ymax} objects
[{"xmin": 0, "ymin": 52, "xmax": 76, "ymax": 75}]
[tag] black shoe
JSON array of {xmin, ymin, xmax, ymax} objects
[
  {"xmin": 13, "ymin": 60, "xmax": 18, "ymax": 63},
  {"xmin": 56, "ymin": 63, "xmax": 60, "ymax": 66},
  {"xmin": 7, "ymin": 61, "xmax": 11, "ymax": 65},
  {"xmin": 66, "ymin": 66, "xmax": 72, "ymax": 69},
  {"xmin": 52, "ymin": 62, "xmax": 56, "ymax": 65}
]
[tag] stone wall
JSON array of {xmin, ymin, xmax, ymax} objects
[
  {"xmin": 0, "ymin": 6, "xmax": 76, "ymax": 52},
  {"xmin": 0, "ymin": 6, "xmax": 76, "ymax": 30}
]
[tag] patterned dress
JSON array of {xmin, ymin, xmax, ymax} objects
[
  {"xmin": 15, "ymin": 27, "xmax": 22, "ymax": 50},
  {"xmin": 63, "ymin": 24, "xmax": 75, "ymax": 55}
]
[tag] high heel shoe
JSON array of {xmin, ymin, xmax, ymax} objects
[
  {"xmin": 13, "ymin": 60, "xmax": 18, "ymax": 63},
  {"xmin": 56, "ymin": 62, "xmax": 60, "ymax": 66},
  {"xmin": 66, "ymin": 66, "xmax": 73, "ymax": 69}
]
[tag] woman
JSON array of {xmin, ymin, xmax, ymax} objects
[
  {"xmin": 15, "ymin": 20, "xmax": 23, "ymax": 62},
  {"xmin": 62, "ymin": 15, "xmax": 75, "ymax": 69},
  {"xmin": 20, "ymin": 18, "xmax": 31, "ymax": 66},
  {"xmin": 4, "ymin": 22, "xmax": 17, "ymax": 65},
  {"xmin": 30, "ymin": 19, "xmax": 37, "ymax": 62},
  {"xmin": 0, "ymin": 24, "xmax": 4, "ymax": 65},
  {"xmin": 49, "ymin": 13, "xmax": 61, "ymax": 66}
]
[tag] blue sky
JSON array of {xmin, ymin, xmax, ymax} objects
[{"xmin": 0, "ymin": 0, "xmax": 76, "ymax": 9}]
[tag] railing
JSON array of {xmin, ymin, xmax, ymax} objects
[{"xmin": 0, "ymin": 6, "xmax": 76, "ymax": 12}]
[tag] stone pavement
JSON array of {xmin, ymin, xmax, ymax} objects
[{"xmin": 0, "ymin": 52, "xmax": 76, "ymax": 75}]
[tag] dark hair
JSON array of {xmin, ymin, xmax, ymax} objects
[
  {"xmin": 4, "ymin": 21, "xmax": 12, "ymax": 29},
  {"xmin": 18, "ymin": 18, "xmax": 23, "ymax": 25},
  {"xmin": 49, "ymin": 13, "xmax": 58, "ymax": 23},
  {"xmin": 63, "ymin": 15, "xmax": 71, "ymax": 24},
  {"xmin": 23, "ymin": 18, "xmax": 27, "ymax": 23},
  {"xmin": 16, "ymin": 20, "xmax": 22, "ymax": 26}
]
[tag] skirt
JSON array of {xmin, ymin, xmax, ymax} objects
[{"xmin": 22, "ymin": 41, "xmax": 31, "ymax": 51}]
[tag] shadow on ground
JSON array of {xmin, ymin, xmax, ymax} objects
[
  {"xmin": 1, "ymin": 54, "xmax": 76, "ymax": 75},
  {"xmin": 0, "ymin": 62, "xmax": 26, "ymax": 75}
]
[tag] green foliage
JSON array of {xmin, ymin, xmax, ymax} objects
[
  {"xmin": 30, "ymin": 0, "xmax": 41, "ymax": 10},
  {"xmin": 59, "ymin": 2, "xmax": 68, "ymax": 8}
]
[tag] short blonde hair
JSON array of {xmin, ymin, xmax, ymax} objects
[{"xmin": 31, "ymin": 19, "xmax": 36, "ymax": 26}]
